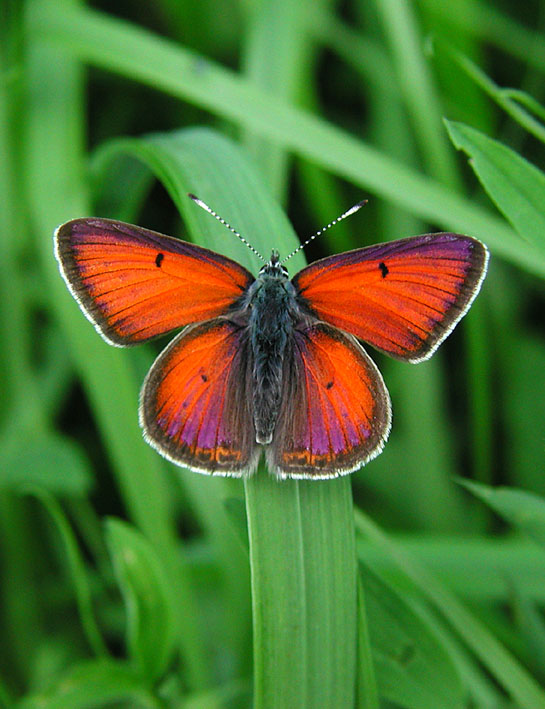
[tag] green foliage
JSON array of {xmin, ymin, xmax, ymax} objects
[
  {"xmin": 447, "ymin": 121, "xmax": 545, "ymax": 255},
  {"xmin": 361, "ymin": 565, "xmax": 464, "ymax": 708},
  {"xmin": 105, "ymin": 518, "xmax": 179, "ymax": 683},
  {"xmin": 2, "ymin": 0, "xmax": 545, "ymax": 706}
]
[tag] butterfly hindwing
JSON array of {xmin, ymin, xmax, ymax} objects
[
  {"xmin": 140, "ymin": 318, "xmax": 259, "ymax": 475},
  {"xmin": 293, "ymin": 233, "xmax": 488, "ymax": 362},
  {"xmin": 55, "ymin": 218, "xmax": 254, "ymax": 346},
  {"xmin": 268, "ymin": 322, "xmax": 391, "ymax": 478}
]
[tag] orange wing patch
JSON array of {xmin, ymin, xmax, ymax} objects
[
  {"xmin": 268, "ymin": 323, "xmax": 391, "ymax": 478},
  {"xmin": 55, "ymin": 218, "xmax": 254, "ymax": 345},
  {"xmin": 294, "ymin": 234, "xmax": 488, "ymax": 362},
  {"xmin": 140, "ymin": 318, "xmax": 258, "ymax": 475}
]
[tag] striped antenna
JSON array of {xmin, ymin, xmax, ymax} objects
[
  {"xmin": 282, "ymin": 200, "xmax": 368, "ymax": 263},
  {"xmin": 188, "ymin": 194, "xmax": 265, "ymax": 262}
]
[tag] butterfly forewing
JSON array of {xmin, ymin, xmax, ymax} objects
[
  {"xmin": 55, "ymin": 218, "xmax": 254, "ymax": 346},
  {"xmin": 140, "ymin": 318, "xmax": 258, "ymax": 475},
  {"xmin": 293, "ymin": 233, "xmax": 488, "ymax": 362},
  {"xmin": 269, "ymin": 323, "xmax": 391, "ymax": 478}
]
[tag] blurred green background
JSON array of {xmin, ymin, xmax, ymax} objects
[{"xmin": 3, "ymin": 0, "xmax": 545, "ymax": 706}]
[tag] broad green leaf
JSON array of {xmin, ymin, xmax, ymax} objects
[
  {"xmin": 17, "ymin": 659, "xmax": 160, "ymax": 709},
  {"xmin": 0, "ymin": 434, "xmax": 92, "ymax": 495},
  {"xmin": 105, "ymin": 518, "xmax": 178, "ymax": 683},
  {"xmin": 362, "ymin": 565, "xmax": 463, "ymax": 709},
  {"xmin": 447, "ymin": 121, "xmax": 545, "ymax": 256},
  {"xmin": 459, "ymin": 480, "xmax": 545, "ymax": 549},
  {"xmin": 246, "ymin": 475, "xmax": 357, "ymax": 709}
]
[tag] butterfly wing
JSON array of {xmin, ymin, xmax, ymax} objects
[
  {"xmin": 55, "ymin": 218, "xmax": 254, "ymax": 346},
  {"xmin": 268, "ymin": 322, "xmax": 391, "ymax": 478},
  {"xmin": 293, "ymin": 233, "xmax": 488, "ymax": 362},
  {"xmin": 140, "ymin": 318, "xmax": 259, "ymax": 475}
]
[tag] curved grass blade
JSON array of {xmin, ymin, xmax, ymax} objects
[
  {"xmin": 23, "ymin": 488, "xmax": 108, "ymax": 658},
  {"xmin": 361, "ymin": 564, "xmax": 463, "ymax": 708},
  {"xmin": 442, "ymin": 47, "xmax": 545, "ymax": 144},
  {"xmin": 458, "ymin": 480, "xmax": 545, "ymax": 550},
  {"xmin": 105, "ymin": 518, "xmax": 178, "ymax": 683}
]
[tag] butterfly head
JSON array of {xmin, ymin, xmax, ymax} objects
[{"xmin": 259, "ymin": 250, "xmax": 289, "ymax": 279}]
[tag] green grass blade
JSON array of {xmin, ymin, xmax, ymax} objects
[
  {"xmin": 247, "ymin": 476, "xmax": 356, "ymax": 708},
  {"xmin": 241, "ymin": 0, "xmax": 304, "ymax": 200},
  {"xmin": 357, "ymin": 535, "xmax": 545, "ymax": 602},
  {"xmin": 34, "ymin": 2, "xmax": 545, "ymax": 277},
  {"xmin": 447, "ymin": 120, "xmax": 545, "ymax": 257},
  {"xmin": 239, "ymin": 6, "xmax": 359, "ymax": 703},
  {"xmin": 356, "ymin": 576, "xmax": 380, "ymax": 709},
  {"xmin": 25, "ymin": 488, "xmax": 108, "ymax": 657},
  {"xmin": 355, "ymin": 509, "xmax": 545, "ymax": 708},
  {"xmin": 418, "ymin": 0, "xmax": 545, "ymax": 74},
  {"xmin": 459, "ymin": 480, "xmax": 545, "ymax": 549},
  {"xmin": 512, "ymin": 587, "xmax": 545, "ymax": 679},
  {"xmin": 442, "ymin": 47, "xmax": 545, "ymax": 144},
  {"xmin": 374, "ymin": 0, "xmax": 462, "ymax": 189},
  {"xmin": 361, "ymin": 564, "xmax": 463, "ymax": 708},
  {"xmin": 505, "ymin": 89, "xmax": 545, "ymax": 124},
  {"xmin": 105, "ymin": 519, "xmax": 178, "ymax": 682}
]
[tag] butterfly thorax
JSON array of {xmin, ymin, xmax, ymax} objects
[{"xmin": 247, "ymin": 259, "xmax": 298, "ymax": 445}]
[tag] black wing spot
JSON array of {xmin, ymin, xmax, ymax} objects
[
  {"xmin": 378, "ymin": 261, "xmax": 389, "ymax": 278},
  {"xmin": 201, "ymin": 373, "xmax": 208, "ymax": 382},
  {"xmin": 326, "ymin": 381, "xmax": 334, "ymax": 389},
  {"xmin": 155, "ymin": 253, "xmax": 164, "ymax": 267}
]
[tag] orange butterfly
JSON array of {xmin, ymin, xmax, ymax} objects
[{"xmin": 55, "ymin": 197, "xmax": 488, "ymax": 479}]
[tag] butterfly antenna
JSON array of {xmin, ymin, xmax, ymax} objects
[
  {"xmin": 282, "ymin": 200, "xmax": 368, "ymax": 263},
  {"xmin": 188, "ymin": 193, "xmax": 265, "ymax": 262}
]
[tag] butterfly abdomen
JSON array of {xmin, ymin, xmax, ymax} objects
[{"xmin": 249, "ymin": 273, "xmax": 298, "ymax": 445}]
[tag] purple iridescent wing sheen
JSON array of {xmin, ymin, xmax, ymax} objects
[
  {"xmin": 55, "ymin": 218, "xmax": 254, "ymax": 346},
  {"xmin": 293, "ymin": 233, "xmax": 488, "ymax": 363},
  {"xmin": 267, "ymin": 323, "xmax": 391, "ymax": 478},
  {"xmin": 140, "ymin": 318, "xmax": 259, "ymax": 475}
]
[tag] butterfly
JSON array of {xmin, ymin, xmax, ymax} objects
[{"xmin": 54, "ymin": 196, "xmax": 488, "ymax": 479}]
